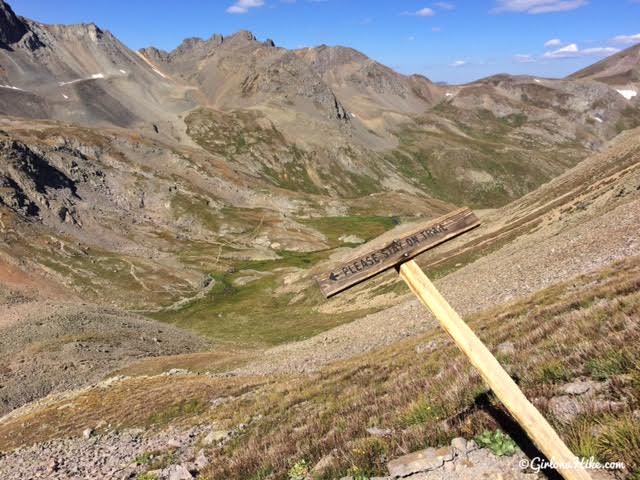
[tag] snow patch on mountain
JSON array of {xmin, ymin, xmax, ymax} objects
[{"xmin": 616, "ymin": 89, "xmax": 637, "ymax": 100}]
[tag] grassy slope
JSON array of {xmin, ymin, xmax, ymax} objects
[
  {"xmin": 186, "ymin": 105, "xmax": 589, "ymax": 208},
  {"xmin": 3, "ymin": 256, "xmax": 638, "ymax": 479},
  {"xmin": 384, "ymin": 103, "xmax": 586, "ymax": 208},
  {"xmin": 200, "ymin": 255, "xmax": 640, "ymax": 479}
]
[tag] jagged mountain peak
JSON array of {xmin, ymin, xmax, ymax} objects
[
  {"xmin": 141, "ymin": 30, "xmax": 258, "ymax": 63},
  {"xmin": 36, "ymin": 21, "xmax": 109, "ymax": 44},
  {"xmin": 228, "ymin": 29, "xmax": 256, "ymax": 43},
  {"xmin": 0, "ymin": 0, "xmax": 29, "ymax": 46}
]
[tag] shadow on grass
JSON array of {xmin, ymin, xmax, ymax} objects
[{"xmin": 474, "ymin": 391, "xmax": 563, "ymax": 480}]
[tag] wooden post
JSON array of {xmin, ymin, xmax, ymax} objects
[
  {"xmin": 397, "ymin": 260, "xmax": 592, "ymax": 480},
  {"xmin": 315, "ymin": 208, "xmax": 592, "ymax": 480}
]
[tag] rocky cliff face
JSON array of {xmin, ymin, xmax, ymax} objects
[
  {"xmin": 0, "ymin": 136, "xmax": 79, "ymax": 223},
  {"xmin": 0, "ymin": 0, "xmax": 28, "ymax": 46}
]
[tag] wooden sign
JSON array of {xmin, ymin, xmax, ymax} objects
[
  {"xmin": 315, "ymin": 207, "xmax": 592, "ymax": 480},
  {"xmin": 315, "ymin": 207, "xmax": 480, "ymax": 298}
]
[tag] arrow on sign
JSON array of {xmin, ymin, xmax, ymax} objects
[{"xmin": 329, "ymin": 272, "xmax": 340, "ymax": 281}]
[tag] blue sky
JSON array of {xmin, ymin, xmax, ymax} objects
[{"xmin": 11, "ymin": 0, "xmax": 640, "ymax": 84}]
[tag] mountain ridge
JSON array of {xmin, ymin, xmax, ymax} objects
[{"xmin": 568, "ymin": 42, "xmax": 640, "ymax": 85}]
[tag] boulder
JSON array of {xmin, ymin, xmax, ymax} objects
[
  {"xmin": 387, "ymin": 447, "xmax": 451, "ymax": 477},
  {"xmin": 561, "ymin": 379, "xmax": 602, "ymax": 396},
  {"xmin": 203, "ymin": 429, "xmax": 230, "ymax": 445},
  {"xmin": 194, "ymin": 450, "xmax": 209, "ymax": 471},
  {"xmin": 496, "ymin": 341, "xmax": 516, "ymax": 355},
  {"xmin": 339, "ymin": 234, "xmax": 365, "ymax": 244},
  {"xmin": 451, "ymin": 437, "xmax": 468, "ymax": 458},
  {"xmin": 165, "ymin": 464, "xmax": 193, "ymax": 480},
  {"xmin": 366, "ymin": 427, "xmax": 393, "ymax": 437}
]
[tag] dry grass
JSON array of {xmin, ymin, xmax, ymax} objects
[
  {"xmin": 200, "ymin": 256, "xmax": 640, "ymax": 479},
  {"xmin": 111, "ymin": 349, "xmax": 257, "ymax": 378},
  {"xmin": 1, "ymin": 256, "xmax": 638, "ymax": 479},
  {"xmin": 0, "ymin": 375, "xmax": 269, "ymax": 451}
]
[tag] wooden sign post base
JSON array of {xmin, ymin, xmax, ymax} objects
[
  {"xmin": 397, "ymin": 260, "xmax": 592, "ymax": 480},
  {"xmin": 315, "ymin": 208, "xmax": 592, "ymax": 480}
]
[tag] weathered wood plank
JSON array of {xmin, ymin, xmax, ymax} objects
[{"xmin": 315, "ymin": 207, "xmax": 480, "ymax": 298}]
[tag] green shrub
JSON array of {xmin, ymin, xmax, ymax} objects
[
  {"xmin": 347, "ymin": 465, "xmax": 370, "ymax": 480},
  {"xmin": 347, "ymin": 437, "xmax": 388, "ymax": 477},
  {"xmin": 401, "ymin": 398, "xmax": 445, "ymax": 426},
  {"xmin": 288, "ymin": 459, "xmax": 310, "ymax": 480},
  {"xmin": 596, "ymin": 415, "xmax": 640, "ymax": 472},
  {"xmin": 137, "ymin": 473, "xmax": 158, "ymax": 480},
  {"xmin": 537, "ymin": 360, "xmax": 570, "ymax": 383},
  {"xmin": 474, "ymin": 430, "xmax": 518, "ymax": 456}
]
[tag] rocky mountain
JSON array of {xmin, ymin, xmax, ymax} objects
[
  {"xmin": 0, "ymin": 0, "xmax": 636, "ymax": 217},
  {"xmin": 294, "ymin": 45, "xmax": 442, "ymax": 117},
  {"xmin": 0, "ymin": 0, "xmax": 193, "ymax": 135},
  {"xmin": 0, "ymin": 0, "xmax": 28, "ymax": 46},
  {"xmin": 140, "ymin": 32, "xmax": 352, "ymax": 126}
]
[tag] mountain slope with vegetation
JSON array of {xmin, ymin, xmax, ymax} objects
[
  {"xmin": 1, "ymin": 123, "xmax": 638, "ymax": 479},
  {"xmin": 0, "ymin": 0, "xmax": 640, "ymax": 478}
]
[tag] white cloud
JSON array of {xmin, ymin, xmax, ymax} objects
[
  {"xmin": 494, "ymin": 0, "xmax": 587, "ymax": 14},
  {"xmin": 544, "ymin": 38, "xmax": 563, "ymax": 47},
  {"xmin": 433, "ymin": 2, "xmax": 455, "ymax": 9},
  {"xmin": 581, "ymin": 47, "xmax": 620, "ymax": 55},
  {"xmin": 432, "ymin": 26, "xmax": 442, "ymax": 32},
  {"xmin": 450, "ymin": 60, "xmax": 467, "ymax": 67},
  {"xmin": 611, "ymin": 33, "xmax": 640, "ymax": 45},
  {"xmin": 513, "ymin": 54, "xmax": 535, "ymax": 63},
  {"xmin": 416, "ymin": 7, "xmax": 436, "ymax": 16},
  {"xmin": 402, "ymin": 7, "xmax": 436, "ymax": 16},
  {"xmin": 227, "ymin": 0, "xmax": 265, "ymax": 14},
  {"xmin": 545, "ymin": 43, "xmax": 579, "ymax": 57},
  {"xmin": 543, "ymin": 42, "xmax": 619, "ymax": 58}
]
